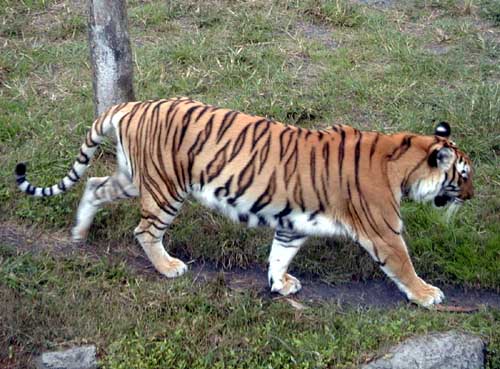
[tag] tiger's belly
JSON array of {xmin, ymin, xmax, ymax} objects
[{"xmin": 190, "ymin": 186, "xmax": 351, "ymax": 238}]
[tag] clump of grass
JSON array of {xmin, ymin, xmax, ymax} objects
[
  {"xmin": 303, "ymin": 0, "xmax": 364, "ymax": 27},
  {"xmin": 479, "ymin": 0, "xmax": 500, "ymax": 26}
]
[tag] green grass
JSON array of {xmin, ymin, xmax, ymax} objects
[
  {"xmin": 1, "ymin": 246, "xmax": 498, "ymax": 369},
  {"xmin": 0, "ymin": 0, "xmax": 499, "ymax": 366},
  {"xmin": 1, "ymin": 0, "xmax": 498, "ymax": 289}
]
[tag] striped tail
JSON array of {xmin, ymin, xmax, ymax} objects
[{"xmin": 14, "ymin": 115, "xmax": 113, "ymax": 197}]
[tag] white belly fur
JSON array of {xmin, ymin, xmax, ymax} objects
[{"xmin": 190, "ymin": 185, "xmax": 353, "ymax": 238}]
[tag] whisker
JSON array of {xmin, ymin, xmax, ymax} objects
[{"xmin": 444, "ymin": 200, "xmax": 462, "ymax": 222}]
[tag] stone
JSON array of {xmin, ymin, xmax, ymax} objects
[
  {"xmin": 36, "ymin": 345, "xmax": 97, "ymax": 369},
  {"xmin": 362, "ymin": 331, "xmax": 485, "ymax": 369}
]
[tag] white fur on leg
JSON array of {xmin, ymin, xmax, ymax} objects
[
  {"xmin": 268, "ymin": 236, "xmax": 305, "ymax": 296},
  {"xmin": 72, "ymin": 177, "xmax": 104, "ymax": 241}
]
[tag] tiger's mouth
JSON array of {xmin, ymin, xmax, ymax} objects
[
  {"xmin": 434, "ymin": 194, "xmax": 465, "ymax": 208},
  {"xmin": 434, "ymin": 194, "xmax": 464, "ymax": 207},
  {"xmin": 434, "ymin": 194, "xmax": 452, "ymax": 207}
]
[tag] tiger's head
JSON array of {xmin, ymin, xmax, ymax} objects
[{"xmin": 406, "ymin": 122, "xmax": 474, "ymax": 212}]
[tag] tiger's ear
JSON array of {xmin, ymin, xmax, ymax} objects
[
  {"xmin": 435, "ymin": 121, "xmax": 451, "ymax": 138},
  {"xmin": 428, "ymin": 147, "xmax": 455, "ymax": 169}
]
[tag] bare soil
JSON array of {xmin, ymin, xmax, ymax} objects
[{"xmin": 1, "ymin": 221, "xmax": 499, "ymax": 310}]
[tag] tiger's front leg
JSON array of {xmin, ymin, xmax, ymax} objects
[
  {"xmin": 268, "ymin": 229, "xmax": 308, "ymax": 296},
  {"xmin": 359, "ymin": 235, "xmax": 444, "ymax": 307}
]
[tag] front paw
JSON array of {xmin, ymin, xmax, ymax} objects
[
  {"xmin": 408, "ymin": 282, "xmax": 445, "ymax": 307},
  {"xmin": 271, "ymin": 273, "xmax": 302, "ymax": 296}
]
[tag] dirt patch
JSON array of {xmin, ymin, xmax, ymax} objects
[
  {"xmin": 0, "ymin": 65, "xmax": 10, "ymax": 88},
  {"xmin": 351, "ymin": 0, "xmax": 394, "ymax": 8},
  {"xmin": 2, "ymin": 221, "xmax": 499, "ymax": 310},
  {"xmin": 285, "ymin": 21, "xmax": 339, "ymax": 87},
  {"xmin": 30, "ymin": 0, "xmax": 86, "ymax": 34},
  {"xmin": 424, "ymin": 43, "xmax": 451, "ymax": 55},
  {"xmin": 294, "ymin": 21, "xmax": 339, "ymax": 49}
]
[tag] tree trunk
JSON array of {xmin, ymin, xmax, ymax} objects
[{"xmin": 87, "ymin": 0, "xmax": 135, "ymax": 117}]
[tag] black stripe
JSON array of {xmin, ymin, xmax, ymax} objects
[
  {"xmin": 250, "ymin": 171, "xmax": 276, "ymax": 213},
  {"xmin": 389, "ymin": 135, "xmax": 413, "ymax": 161},
  {"xmin": 187, "ymin": 115, "xmax": 214, "ymax": 184},
  {"xmin": 177, "ymin": 105, "xmax": 200, "ymax": 151},
  {"xmin": 214, "ymin": 175, "xmax": 233, "ymax": 198},
  {"xmin": 275, "ymin": 230, "xmax": 305, "ymax": 244},
  {"xmin": 216, "ymin": 110, "xmax": 238, "ymax": 144},
  {"xmin": 227, "ymin": 153, "xmax": 256, "ymax": 204},
  {"xmin": 86, "ymin": 131, "xmax": 99, "ymax": 147},
  {"xmin": 77, "ymin": 149, "xmax": 90, "ymax": 164},
  {"xmin": 206, "ymin": 141, "xmax": 230, "ymax": 183},
  {"xmin": 115, "ymin": 179, "xmax": 134, "ymax": 198},
  {"xmin": 338, "ymin": 128, "xmax": 346, "ymax": 187},
  {"xmin": 258, "ymin": 134, "xmax": 271, "ymax": 174},
  {"xmin": 284, "ymin": 141, "xmax": 298, "ymax": 185},
  {"xmin": 369, "ymin": 133, "xmax": 379, "ymax": 167},
  {"xmin": 134, "ymin": 229, "xmax": 159, "ymax": 238},
  {"xmin": 95, "ymin": 177, "xmax": 110, "ymax": 191},
  {"xmin": 308, "ymin": 210, "xmax": 320, "ymax": 221},
  {"xmin": 69, "ymin": 167, "xmax": 80, "ymax": 181},
  {"xmin": 274, "ymin": 201, "xmax": 293, "ymax": 219},
  {"xmin": 229, "ymin": 124, "xmax": 250, "ymax": 162},
  {"xmin": 252, "ymin": 119, "xmax": 270, "ymax": 146},
  {"xmin": 142, "ymin": 213, "xmax": 171, "ymax": 226},
  {"xmin": 58, "ymin": 180, "xmax": 66, "ymax": 192},
  {"xmin": 27, "ymin": 184, "xmax": 36, "ymax": 195},
  {"xmin": 322, "ymin": 142, "xmax": 330, "ymax": 179},
  {"xmin": 279, "ymin": 128, "xmax": 294, "ymax": 161},
  {"xmin": 383, "ymin": 217, "xmax": 400, "ymax": 235},
  {"xmin": 354, "ymin": 131, "xmax": 363, "ymax": 193},
  {"xmin": 194, "ymin": 105, "xmax": 210, "ymax": 123},
  {"xmin": 346, "ymin": 181, "xmax": 369, "ymax": 236}
]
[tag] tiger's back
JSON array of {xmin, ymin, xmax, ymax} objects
[
  {"xmin": 120, "ymin": 98, "xmax": 396, "ymax": 236},
  {"xmin": 15, "ymin": 97, "xmax": 474, "ymax": 307}
]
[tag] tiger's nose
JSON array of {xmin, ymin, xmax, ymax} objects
[{"xmin": 461, "ymin": 187, "xmax": 473, "ymax": 200}]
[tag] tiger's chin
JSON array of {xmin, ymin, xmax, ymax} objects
[{"xmin": 434, "ymin": 195, "xmax": 463, "ymax": 221}]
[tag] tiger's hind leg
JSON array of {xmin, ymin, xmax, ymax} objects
[
  {"xmin": 72, "ymin": 173, "xmax": 138, "ymax": 241},
  {"xmin": 134, "ymin": 195, "xmax": 187, "ymax": 278},
  {"xmin": 268, "ymin": 229, "xmax": 307, "ymax": 296}
]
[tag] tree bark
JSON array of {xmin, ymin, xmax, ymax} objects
[{"xmin": 88, "ymin": 0, "xmax": 135, "ymax": 117}]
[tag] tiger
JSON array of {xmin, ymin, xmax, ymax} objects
[{"xmin": 15, "ymin": 97, "xmax": 474, "ymax": 307}]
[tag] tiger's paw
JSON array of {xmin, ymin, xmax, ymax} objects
[
  {"xmin": 408, "ymin": 283, "xmax": 445, "ymax": 308},
  {"xmin": 156, "ymin": 257, "xmax": 188, "ymax": 278},
  {"xmin": 271, "ymin": 273, "xmax": 302, "ymax": 296}
]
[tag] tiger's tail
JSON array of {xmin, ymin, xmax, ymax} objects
[{"xmin": 14, "ymin": 113, "xmax": 116, "ymax": 197}]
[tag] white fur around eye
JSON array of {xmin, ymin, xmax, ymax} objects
[{"xmin": 456, "ymin": 160, "xmax": 470, "ymax": 179}]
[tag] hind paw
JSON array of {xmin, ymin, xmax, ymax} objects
[
  {"xmin": 71, "ymin": 227, "xmax": 88, "ymax": 242},
  {"xmin": 156, "ymin": 257, "xmax": 188, "ymax": 278},
  {"xmin": 271, "ymin": 273, "xmax": 302, "ymax": 296}
]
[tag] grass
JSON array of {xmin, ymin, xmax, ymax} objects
[
  {"xmin": 1, "ymin": 245, "xmax": 499, "ymax": 369},
  {"xmin": 0, "ymin": 0, "xmax": 499, "ymax": 367}
]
